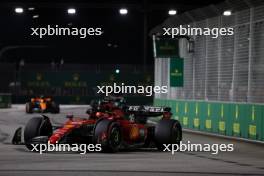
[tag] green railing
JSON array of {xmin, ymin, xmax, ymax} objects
[{"xmin": 154, "ymin": 98, "xmax": 264, "ymax": 141}]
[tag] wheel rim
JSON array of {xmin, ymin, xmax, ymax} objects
[
  {"xmin": 26, "ymin": 104, "xmax": 30, "ymax": 112},
  {"xmin": 109, "ymin": 127, "xmax": 121, "ymax": 148},
  {"xmin": 172, "ymin": 123, "xmax": 180, "ymax": 143}
]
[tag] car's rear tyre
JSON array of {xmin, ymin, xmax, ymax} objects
[
  {"xmin": 94, "ymin": 119, "xmax": 121, "ymax": 152},
  {"xmin": 26, "ymin": 102, "xmax": 33, "ymax": 113},
  {"xmin": 24, "ymin": 117, "xmax": 52, "ymax": 150},
  {"xmin": 155, "ymin": 119, "xmax": 182, "ymax": 151}
]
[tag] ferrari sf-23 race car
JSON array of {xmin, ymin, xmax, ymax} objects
[
  {"xmin": 14, "ymin": 102, "xmax": 182, "ymax": 152},
  {"xmin": 25, "ymin": 96, "xmax": 60, "ymax": 114}
]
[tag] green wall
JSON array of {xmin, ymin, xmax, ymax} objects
[
  {"xmin": 154, "ymin": 98, "xmax": 264, "ymax": 141},
  {"xmin": 0, "ymin": 94, "xmax": 12, "ymax": 108}
]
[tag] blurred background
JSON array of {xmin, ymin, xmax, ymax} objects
[{"xmin": 0, "ymin": 0, "xmax": 224, "ymax": 105}]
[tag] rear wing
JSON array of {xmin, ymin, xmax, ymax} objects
[{"xmin": 127, "ymin": 106, "xmax": 171, "ymax": 117}]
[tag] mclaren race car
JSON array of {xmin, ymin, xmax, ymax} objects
[
  {"xmin": 15, "ymin": 103, "xmax": 182, "ymax": 152},
  {"xmin": 25, "ymin": 96, "xmax": 60, "ymax": 113}
]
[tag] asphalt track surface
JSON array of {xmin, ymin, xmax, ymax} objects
[{"xmin": 0, "ymin": 105, "xmax": 263, "ymax": 176}]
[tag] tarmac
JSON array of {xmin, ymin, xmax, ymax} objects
[{"xmin": 0, "ymin": 105, "xmax": 263, "ymax": 176}]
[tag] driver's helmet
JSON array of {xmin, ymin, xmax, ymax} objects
[
  {"xmin": 113, "ymin": 97, "xmax": 126, "ymax": 109},
  {"xmin": 95, "ymin": 99, "xmax": 110, "ymax": 111},
  {"xmin": 97, "ymin": 97, "xmax": 126, "ymax": 111},
  {"xmin": 104, "ymin": 96, "xmax": 126, "ymax": 109}
]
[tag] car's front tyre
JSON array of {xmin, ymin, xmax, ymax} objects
[{"xmin": 24, "ymin": 116, "xmax": 52, "ymax": 150}]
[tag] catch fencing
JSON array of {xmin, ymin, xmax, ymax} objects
[{"xmin": 153, "ymin": 1, "xmax": 264, "ymax": 141}]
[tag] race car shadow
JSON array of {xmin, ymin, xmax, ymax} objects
[
  {"xmin": 12, "ymin": 147, "xmax": 162, "ymax": 154},
  {"xmin": 13, "ymin": 147, "xmax": 90, "ymax": 154},
  {"xmin": 10, "ymin": 141, "xmax": 162, "ymax": 154},
  {"xmin": 14, "ymin": 147, "xmax": 33, "ymax": 153},
  {"xmin": 119, "ymin": 148, "xmax": 161, "ymax": 153}
]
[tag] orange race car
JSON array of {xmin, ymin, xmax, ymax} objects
[{"xmin": 25, "ymin": 96, "xmax": 60, "ymax": 113}]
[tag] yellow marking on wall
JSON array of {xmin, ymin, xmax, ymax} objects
[
  {"xmin": 233, "ymin": 123, "xmax": 240, "ymax": 134},
  {"xmin": 205, "ymin": 119, "xmax": 212, "ymax": 129},
  {"xmin": 251, "ymin": 106, "xmax": 255, "ymax": 121},
  {"xmin": 183, "ymin": 117, "xmax": 188, "ymax": 126},
  {"xmin": 221, "ymin": 104, "xmax": 224, "ymax": 118},
  {"xmin": 219, "ymin": 121, "xmax": 225, "ymax": 131},
  {"xmin": 195, "ymin": 103, "xmax": 198, "ymax": 115},
  {"xmin": 207, "ymin": 104, "xmax": 211, "ymax": 117},
  {"xmin": 184, "ymin": 103, "xmax": 188, "ymax": 114},
  {"xmin": 249, "ymin": 125, "xmax": 256, "ymax": 136},
  {"xmin": 235, "ymin": 105, "xmax": 239, "ymax": 120},
  {"xmin": 194, "ymin": 118, "xmax": 199, "ymax": 128},
  {"xmin": 176, "ymin": 103, "xmax": 179, "ymax": 113}
]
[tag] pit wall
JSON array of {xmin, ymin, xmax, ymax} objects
[{"xmin": 154, "ymin": 98, "xmax": 264, "ymax": 141}]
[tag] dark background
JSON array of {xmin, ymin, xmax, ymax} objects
[{"xmin": 0, "ymin": 0, "xmax": 224, "ymax": 65}]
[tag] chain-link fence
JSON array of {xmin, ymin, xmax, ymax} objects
[{"xmin": 154, "ymin": 3, "xmax": 264, "ymax": 104}]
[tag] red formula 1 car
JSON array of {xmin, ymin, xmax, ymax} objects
[{"xmin": 14, "ymin": 101, "xmax": 182, "ymax": 152}]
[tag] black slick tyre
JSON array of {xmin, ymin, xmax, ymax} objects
[
  {"xmin": 94, "ymin": 119, "xmax": 121, "ymax": 152},
  {"xmin": 155, "ymin": 119, "xmax": 182, "ymax": 151},
  {"xmin": 24, "ymin": 117, "xmax": 52, "ymax": 150}
]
